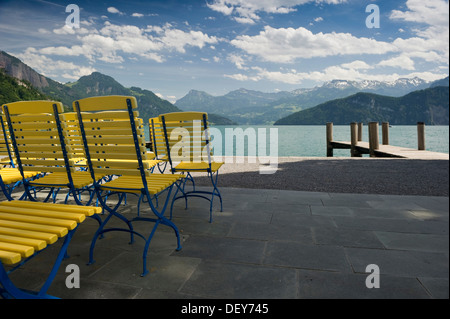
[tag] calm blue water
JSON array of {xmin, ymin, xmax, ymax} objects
[{"xmin": 145, "ymin": 125, "xmax": 449, "ymax": 157}]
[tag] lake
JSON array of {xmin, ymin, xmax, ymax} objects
[{"xmin": 145, "ymin": 125, "xmax": 449, "ymax": 158}]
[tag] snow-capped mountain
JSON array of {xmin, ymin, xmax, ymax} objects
[
  {"xmin": 319, "ymin": 77, "xmax": 429, "ymax": 95},
  {"xmin": 175, "ymin": 76, "xmax": 446, "ymax": 124}
]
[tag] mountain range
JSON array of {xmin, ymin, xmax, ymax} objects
[
  {"xmin": 175, "ymin": 77, "xmax": 443, "ymax": 124},
  {"xmin": 0, "ymin": 50, "xmax": 181, "ymax": 123},
  {"xmin": 274, "ymin": 86, "xmax": 449, "ymax": 125},
  {"xmin": 0, "ymin": 50, "xmax": 237, "ymax": 125},
  {"xmin": 1, "ymin": 50, "xmax": 448, "ymax": 126}
]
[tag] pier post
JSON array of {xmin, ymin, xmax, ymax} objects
[
  {"xmin": 368, "ymin": 122, "xmax": 379, "ymax": 157},
  {"xmin": 326, "ymin": 122, "xmax": 333, "ymax": 157},
  {"xmin": 417, "ymin": 122, "xmax": 425, "ymax": 150},
  {"xmin": 350, "ymin": 122, "xmax": 361, "ymax": 157},
  {"xmin": 357, "ymin": 123, "xmax": 363, "ymax": 142},
  {"xmin": 382, "ymin": 122, "xmax": 389, "ymax": 145}
]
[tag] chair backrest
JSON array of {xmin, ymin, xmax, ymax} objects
[
  {"xmin": 2, "ymin": 101, "xmax": 75, "ymax": 178},
  {"xmin": 159, "ymin": 112, "xmax": 212, "ymax": 166},
  {"xmin": 73, "ymin": 96, "xmax": 151, "ymax": 178},
  {"xmin": 60, "ymin": 112, "xmax": 86, "ymax": 163},
  {"xmin": 149, "ymin": 117, "xmax": 169, "ymax": 160}
]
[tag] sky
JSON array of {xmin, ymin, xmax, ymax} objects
[{"xmin": 0, "ymin": 0, "xmax": 448, "ymax": 103}]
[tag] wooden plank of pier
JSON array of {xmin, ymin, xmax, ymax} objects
[
  {"xmin": 329, "ymin": 141, "xmax": 449, "ymax": 159},
  {"xmin": 327, "ymin": 122, "xmax": 449, "ymax": 160}
]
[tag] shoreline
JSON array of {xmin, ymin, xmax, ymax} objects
[{"xmin": 192, "ymin": 156, "xmax": 449, "ymax": 197}]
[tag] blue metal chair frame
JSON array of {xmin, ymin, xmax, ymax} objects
[
  {"xmin": 161, "ymin": 113, "xmax": 223, "ymax": 223},
  {"xmin": 74, "ymin": 97, "xmax": 182, "ymax": 277}
]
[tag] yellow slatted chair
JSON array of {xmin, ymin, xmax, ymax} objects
[
  {"xmin": 0, "ymin": 200, "xmax": 102, "ymax": 299},
  {"xmin": 159, "ymin": 111, "xmax": 223, "ymax": 223},
  {"xmin": 73, "ymin": 95, "xmax": 184, "ymax": 276},
  {"xmin": 1, "ymin": 101, "xmax": 104, "ymax": 207},
  {"xmin": 0, "ymin": 114, "xmax": 42, "ymax": 201}
]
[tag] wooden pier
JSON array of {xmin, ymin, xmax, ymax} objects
[{"xmin": 326, "ymin": 122, "xmax": 449, "ymax": 160}]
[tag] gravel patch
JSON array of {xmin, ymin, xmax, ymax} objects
[{"xmin": 191, "ymin": 157, "xmax": 449, "ymax": 196}]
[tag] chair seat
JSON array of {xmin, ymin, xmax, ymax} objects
[
  {"xmin": 0, "ymin": 200, "xmax": 102, "ymax": 265},
  {"xmin": 0, "ymin": 168, "xmax": 40, "ymax": 184},
  {"xmin": 173, "ymin": 161, "xmax": 223, "ymax": 173},
  {"xmin": 28, "ymin": 171, "xmax": 103, "ymax": 188},
  {"xmin": 100, "ymin": 174, "xmax": 184, "ymax": 195},
  {"xmin": 75, "ymin": 159, "xmax": 160, "ymax": 169}
]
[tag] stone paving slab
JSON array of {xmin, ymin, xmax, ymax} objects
[{"xmin": 1, "ymin": 186, "xmax": 448, "ymax": 300}]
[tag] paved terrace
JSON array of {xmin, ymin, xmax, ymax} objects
[{"xmin": 2, "ymin": 158, "xmax": 449, "ymax": 300}]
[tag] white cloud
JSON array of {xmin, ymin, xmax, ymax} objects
[
  {"xmin": 231, "ymin": 26, "xmax": 395, "ymax": 63},
  {"xmin": 341, "ymin": 60, "xmax": 373, "ymax": 70},
  {"xmin": 227, "ymin": 54, "xmax": 248, "ymax": 69},
  {"xmin": 53, "ymin": 25, "xmax": 91, "ymax": 35},
  {"xmin": 378, "ymin": 55, "xmax": 416, "ymax": 70},
  {"xmin": 390, "ymin": 0, "xmax": 449, "ymax": 64},
  {"xmin": 132, "ymin": 13, "xmax": 144, "ymax": 18},
  {"xmin": 53, "ymin": 25, "xmax": 75, "ymax": 35},
  {"xmin": 225, "ymin": 64, "xmax": 447, "ymax": 85},
  {"xmin": 390, "ymin": 0, "xmax": 449, "ymax": 26},
  {"xmin": 207, "ymin": 1, "xmax": 234, "ymax": 15},
  {"xmin": 234, "ymin": 16, "xmax": 258, "ymax": 24},
  {"xmin": 155, "ymin": 93, "xmax": 177, "ymax": 103},
  {"xmin": 38, "ymin": 28, "xmax": 50, "ymax": 34},
  {"xmin": 224, "ymin": 73, "xmax": 256, "ymax": 81},
  {"xmin": 107, "ymin": 7, "xmax": 124, "ymax": 15},
  {"xmin": 16, "ymin": 48, "xmax": 96, "ymax": 80},
  {"xmin": 158, "ymin": 27, "xmax": 220, "ymax": 53},
  {"xmin": 207, "ymin": 0, "xmax": 346, "ymax": 24},
  {"xmin": 34, "ymin": 22, "xmax": 221, "ymax": 64}
]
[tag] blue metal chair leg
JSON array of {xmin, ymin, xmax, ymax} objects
[
  {"xmin": 88, "ymin": 192, "xmax": 131, "ymax": 265},
  {"xmin": 142, "ymin": 187, "xmax": 182, "ymax": 276},
  {"xmin": 169, "ymin": 178, "xmax": 188, "ymax": 219}
]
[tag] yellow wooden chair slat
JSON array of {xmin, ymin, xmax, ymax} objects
[
  {"xmin": 175, "ymin": 161, "xmax": 223, "ymax": 172},
  {"xmin": 0, "ymin": 205, "xmax": 86, "ymax": 223},
  {"xmin": 0, "ymin": 226, "xmax": 58, "ymax": 245},
  {"xmin": 0, "ymin": 250, "xmax": 21, "ymax": 265},
  {"xmin": 0, "ymin": 219, "xmax": 70, "ymax": 237},
  {"xmin": 0, "ymin": 234, "xmax": 47, "ymax": 251},
  {"xmin": 0, "ymin": 242, "xmax": 35, "ymax": 258},
  {"xmin": 99, "ymin": 174, "xmax": 184, "ymax": 195}
]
